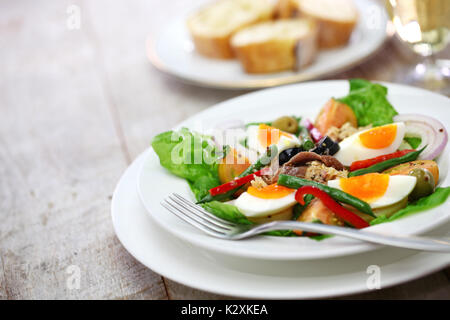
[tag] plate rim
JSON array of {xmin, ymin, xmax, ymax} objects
[
  {"xmin": 137, "ymin": 79, "xmax": 450, "ymax": 260},
  {"xmin": 146, "ymin": 0, "xmax": 389, "ymax": 90}
]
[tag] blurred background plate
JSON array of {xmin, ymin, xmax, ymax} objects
[{"xmin": 147, "ymin": 0, "xmax": 389, "ymax": 89}]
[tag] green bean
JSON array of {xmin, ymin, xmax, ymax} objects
[
  {"xmin": 298, "ymin": 126, "xmax": 315, "ymax": 150},
  {"xmin": 277, "ymin": 174, "xmax": 375, "ymax": 217},
  {"xmin": 348, "ymin": 147, "xmax": 426, "ymax": 177},
  {"xmin": 197, "ymin": 145, "xmax": 278, "ymax": 204}
]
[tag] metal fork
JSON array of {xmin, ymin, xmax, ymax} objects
[{"xmin": 161, "ymin": 193, "xmax": 450, "ymax": 252}]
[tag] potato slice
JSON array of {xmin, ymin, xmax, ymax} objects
[
  {"xmin": 294, "ymin": 198, "xmax": 344, "ymax": 236},
  {"xmin": 248, "ymin": 206, "xmax": 293, "ymax": 224},
  {"xmin": 383, "ymin": 160, "xmax": 439, "ymax": 187}
]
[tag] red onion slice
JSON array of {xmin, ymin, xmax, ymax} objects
[
  {"xmin": 394, "ymin": 114, "xmax": 448, "ymax": 160},
  {"xmin": 301, "ymin": 118, "xmax": 323, "ymax": 143}
]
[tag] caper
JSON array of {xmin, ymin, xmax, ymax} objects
[
  {"xmin": 409, "ymin": 168, "xmax": 435, "ymax": 200},
  {"xmin": 272, "ymin": 116, "xmax": 299, "ymax": 134}
]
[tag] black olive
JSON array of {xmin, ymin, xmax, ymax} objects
[
  {"xmin": 311, "ymin": 136, "xmax": 340, "ymax": 156},
  {"xmin": 279, "ymin": 147, "xmax": 303, "ymax": 166}
]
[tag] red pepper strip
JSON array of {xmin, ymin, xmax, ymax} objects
[
  {"xmin": 349, "ymin": 149, "xmax": 415, "ymax": 172},
  {"xmin": 303, "ymin": 119, "xmax": 323, "ymax": 143},
  {"xmin": 295, "ymin": 186, "xmax": 369, "ymax": 229},
  {"xmin": 209, "ymin": 170, "xmax": 263, "ymax": 196}
]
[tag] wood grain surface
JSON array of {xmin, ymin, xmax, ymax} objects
[{"xmin": 0, "ymin": 0, "xmax": 448, "ymax": 299}]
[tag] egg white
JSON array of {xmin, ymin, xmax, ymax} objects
[
  {"xmin": 328, "ymin": 175, "xmax": 417, "ymax": 209},
  {"xmin": 234, "ymin": 144, "xmax": 259, "ymax": 164},
  {"xmin": 246, "ymin": 125, "xmax": 301, "ymax": 156},
  {"xmin": 234, "ymin": 191, "xmax": 297, "ymax": 218},
  {"xmin": 334, "ymin": 122, "xmax": 406, "ymax": 166}
]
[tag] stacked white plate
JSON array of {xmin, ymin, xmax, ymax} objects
[{"xmin": 111, "ymin": 81, "xmax": 450, "ymax": 298}]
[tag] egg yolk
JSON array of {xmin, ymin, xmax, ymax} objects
[
  {"xmin": 258, "ymin": 124, "xmax": 291, "ymax": 148},
  {"xmin": 247, "ymin": 183, "xmax": 295, "ymax": 199},
  {"xmin": 339, "ymin": 173, "xmax": 390, "ymax": 203},
  {"xmin": 359, "ymin": 124, "xmax": 397, "ymax": 149}
]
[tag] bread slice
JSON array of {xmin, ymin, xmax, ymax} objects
[
  {"xmin": 273, "ymin": 0, "xmax": 297, "ymax": 19},
  {"xmin": 231, "ymin": 19, "xmax": 318, "ymax": 73},
  {"xmin": 275, "ymin": 0, "xmax": 358, "ymax": 48},
  {"xmin": 187, "ymin": 0, "xmax": 275, "ymax": 59}
]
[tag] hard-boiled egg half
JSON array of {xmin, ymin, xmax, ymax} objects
[
  {"xmin": 334, "ymin": 122, "xmax": 406, "ymax": 166},
  {"xmin": 328, "ymin": 173, "xmax": 416, "ymax": 209},
  {"xmin": 247, "ymin": 124, "xmax": 301, "ymax": 155},
  {"xmin": 234, "ymin": 183, "xmax": 297, "ymax": 218}
]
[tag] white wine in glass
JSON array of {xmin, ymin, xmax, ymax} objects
[{"xmin": 386, "ymin": 0, "xmax": 450, "ymax": 93}]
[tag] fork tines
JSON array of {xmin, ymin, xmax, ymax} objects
[{"xmin": 161, "ymin": 193, "xmax": 234, "ymax": 237}]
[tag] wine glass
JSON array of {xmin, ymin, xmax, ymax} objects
[{"xmin": 385, "ymin": 0, "xmax": 449, "ymax": 94}]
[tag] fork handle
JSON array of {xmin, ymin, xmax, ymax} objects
[{"xmin": 236, "ymin": 221, "xmax": 450, "ymax": 252}]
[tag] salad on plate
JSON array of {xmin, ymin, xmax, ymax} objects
[{"xmin": 151, "ymin": 79, "xmax": 450, "ymax": 239}]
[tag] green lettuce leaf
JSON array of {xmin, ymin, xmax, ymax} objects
[
  {"xmin": 388, "ymin": 187, "xmax": 450, "ymax": 221},
  {"xmin": 310, "ymin": 234, "xmax": 334, "ymax": 241},
  {"xmin": 337, "ymin": 79, "xmax": 398, "ymax": 127},
  {"xmin": 151, "ymin": 128, "xmax": 222, "ymax": 201},
  {"xmin": 404, "ymin": 137, "xmax": 422, "ymax": 149},
  {"xmin": 369, "ymin": 214, "xmax": 389, "ymax": 226},
  {"xmin": 264, "ymin": 230, "xmax": 298, "ymax": 237},
  {"xmin": 348, "ymin": 78, "xmax": 373, "ymax": 91},
  {"xmin": 200, "ymin": 201, "xmax": 253, "ymax": 225}
]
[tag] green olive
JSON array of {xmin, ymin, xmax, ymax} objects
[
  {"xmin": 272, "ymin": 116, "xmax": 298, "ymax": 134},
  {"xmin": 409, "ymin": 168, "xmax": 435, "ymax": 201}
]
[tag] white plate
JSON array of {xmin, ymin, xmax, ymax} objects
[
  {"xmin": 113, "ymin": 152, "xmax": 450, "ymax": 299},
  {"xmin": 138, "ymin": 80, "xmax": 450, "ymax": 260},
  {"xmin": 147, "ymin": 0, "xmax": 388, "ymax": 89}
]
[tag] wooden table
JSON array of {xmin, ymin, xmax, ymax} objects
[{"xmin": 1, "ymin": 0, "xmax": 449, "ymax": 300}]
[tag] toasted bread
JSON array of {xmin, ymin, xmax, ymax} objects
[
  {"xmin": 275, "ymin": 0, "xmax": 358, "ymax": 48},
  {"xmin": 231, "ymin": 19, "xmax": 318, "ymax": 74},
  {"xmin": 187, "ymin": 0, "xmax": 275, "ymax": 59}
]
